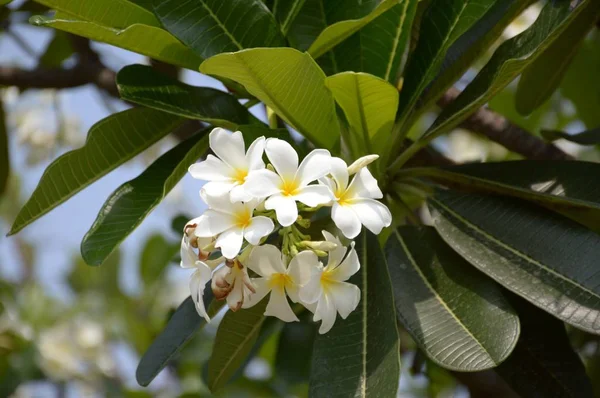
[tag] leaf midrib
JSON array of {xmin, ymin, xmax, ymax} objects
[
  {"xmin": 384, "ymin": 0, "xmax": 410, "ymax": 81},
  {"xmin": 198, "ymin": 0, "xmax": 244, "ymax": 50}
]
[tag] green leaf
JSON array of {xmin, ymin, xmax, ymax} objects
[
  {"xmin": 9, "ymin": 108, "xmax": 184, "ymax": 235},
  {"xmin": 386, "ymin": 226, "xmax": 519, "ymax": 371},
  {"xmin": 515, "ymin": 1, "xmax": 600, "ymax": 115},
  {"xmin": 38, "ymin": 31, "xmax": 73, "ymax": 68},
  {"xmin": 68, "ymin": 249, "xmax": 121, "ymax": 295},
  {"xmin": 272, "ymin": 0, "xmax": 307, "ymax": 35},
  {"xmin": 274, "ymin": 312, "xmax": 316, "ymax": 385},
  {"xmin": 496, "ymin": 294, "xmax": 594, "ymax": 398},
  {"xmin": 542, "ymin": 128, "xmax": 600, "ymax": 145},
  {"xmin": 428, "ymin": 190, "xmax": 600, "ymax": 334},
  {"xmin": 81, "ymin": 129, "xmax": 209, "ymax": 266},
  {"xmin": 307, "ymin": 0, "xmax": 399, "ymax": 60},
  {"xmin": 325, "ymin": 72, "xmax": 398, "ymax": 159},
  {"xmin": 424, "ymin": 0, "xmax": 592, "ymax": 141},
  {"xmin": 139, "ymin": 234, "xmax": 177, "ymax": 286},
  {"xmin": 0, "ymin": 99, "xmax": 7, "ymax": 196},
  {"xmin": 207, "ymin": 298, "xmax": 269, "ymax": 392},
  {"xmin": 116, "ymin": 64, "xmax": 256, "ymax": 130},
  {"xmin": 153, "ymin": 0, "xmax": 285, "ymax": 59},
  {"xmin": 397, "ymin": 0, "xmax": 497, "ymax": 123},
  {"xmin": 200, "ymin": 48, "xmax": 340, "ymax": 150},
  {"xmin": 310, "ymin": 232, "xmax": 400, "ymax": 398},
  {"xmin": 33, "ymin": 0, "xmax": 160, "ymax": 27},
  {"xmin": 136, "ymin": 292, "xmax": 224, "ymax": 387},
  {"xmin": 30, "ymin": 14, "xmax": 203, "ymax": 70}
]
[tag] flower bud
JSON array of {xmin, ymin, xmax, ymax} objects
[
  {"xmin": 347, "ymin": 154, "xmax": 379, "ymax": 175},
  {"xmin": 300, "ymin": 240, "xmax": 338, "ymax": 252}
]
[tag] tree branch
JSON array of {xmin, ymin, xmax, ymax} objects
[{"xmin": 438, "ymin": 87, "xmax": 573, "ymax": 161}]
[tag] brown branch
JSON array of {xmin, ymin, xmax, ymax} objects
[{"xmin": 438, "ymin": 87, "xmax": 573, "ymax": 161}]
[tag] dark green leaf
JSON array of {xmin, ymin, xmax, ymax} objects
[
  {"xmin": 140, "ymin": 234, "xmax": 177, "ymax": 286},
  {"xmin": 429, "ymin": 190, "xmax": 600, "ymax": 334},
  {"xmin": 153, "ymin": 0, "xmax": 285, "ymax": 59},
  {"xmin": 496, "ymin": 294, "xmax": 594, "ymax": 398},
  {"xmin": 81, "ymin": 128, "xmax": 209, "ymax": 266},
  {"xmin": 9, "ymin": 108, "xmax": 185, "ymax": 235},
  {"xmin": 38, "ymin": 31, "xmax": 73, "ymax": 68},
  {"xmin": 515, "ymin": 1, "xmax": 600, "ymax": 115},
  {"xmin": 200, "ymin": 48, "xmax": 340, "ymax": 150},
  {"xmin": 0, "ymin": 99, "xmax": 7, "ymax": 196},
  {"xmin": 274, "ymin": 312, "xmax": 316, "ymax": 385},
  {"xmin": 117, "ymin": 64, "xmax": 256, "ymax": 130},
  {"xmin": 208, "ymin": 298, "xmax": 269, "ymax": 392},
  {"xmin": 542, "ymin": 128, "xmax": 600, "ymax": 145},
  {"xmin": 310, "ymin": 232, "xmax": 400, "ymax": 398},
  {"xmin": 272, "ymin": 0, "xmax": 307, "ymax": 35},
  {"xmin": 386, "ymin": 226, "xmax": 519, "ymax": 371}
]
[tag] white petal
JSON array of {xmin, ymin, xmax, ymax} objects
[
  {"xmin": 293, "ymin": 185, "xmax": 333, "ymax": 207},
  {"xmin": 245, "ymin": 136, "xmax": 266, "ymax": 171},
  {"xmin": 229, "ymin": 184, "xmax": 252, "ymax": 202},
  {"xmin": 265, "ymin": 194, "xmax": 298, "ymax": 227},
  {"xmin": 265, "ymin": 287, "xmax": 298, "ymax": 322},
  {"xmin": 314, "ymin": 293, "xmax": 337, "ymax": 334},
  {"xmin": 299, "ymin": 270, "xmax": 324, "ymax": 304},
  {"xmin": 288, "ymin": 250, "xmax": 318, "ymax": 287},
  {"xmin": 242, "ymin": 278, "xmax": 270, "ymax": 309},
  {"xmin": 200, "ymin": 190, "xmax": 236, "ymax": 214},
  {"xmin": 265, "ymin": 138, "xmax": 298, "ymax": 180},
  {"xmin": 244, "ymin": 169, "xmax": 282, "ymax": 198},
  {"xmin": 347, "ymin": 167, "xmax": 383, "ymax": 199},
  {"xmin": 331, "ymin": 203, "xmax": 362, "ymax": 239},
  {"xmin": 202, "ymin": 181, "xmax": 237, "ymax": 198},
  {"xmin": 322, "ymin": 231, "xmax": 346, "ymax": 270},
  {"xmin": 248, "ymin": 244, "xmax": 286, "ymax": 276},
  {"xmin": 295, "ymin": 149, "xmax": 331, "ymax": 187},
  {"xmin": 180, "ymin": 236, "xmax": 197, "ymax": 269},
  {"xmin": 190, "ymin": 266, "xmax": 212, "ymax": 322},
  {"xmin": 188, "ymin": 154, "xmax": 232, "ymax": 181},
  {"xmin": 195, "ymin": 210, "xmax": 236, "ymax": 237},
  {"xmin": 329, "ymin": 281, "xmax": 360, "ymax": 319},
  {"xmin": 350, "ymin": 199, "xmax": 392, "ymax": 235},
  {"xmin": 319, "ymin": 176, "xmax": 336, "ymax": 193},
  {"xmin": 226, "ymin": 279, "xmax": 245, "ymax": 311},
  {"xmin": 243, "ymin": 216, "xmax": 275, "ymax": 245},
  {"xmin": 216, "ymin": 227, "xmax": 244, "ymax": 259},
  {"xmin": 210, "ymin": 128, "xmax": 246, "ymax": 169},
  {"xmin": 330, "ymin": 244, "xmax": 360, "ymax": 282},
  {"xmin": 328, "ymin": 157, "xmax": 349, "ymax": 193}
]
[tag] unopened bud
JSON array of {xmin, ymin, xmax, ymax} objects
[
  {"xmin": 347, "ymin": 154, "xmax": 379, "ymax": 175},
  {"xmin": 314, "ymin": 250, "xmax": 329, "ymax": 257},
  {"xmin": 296, "ymin": 217, "xmax": 311, "ymax": 228},
  {"xmin": 300, "ymin": 240, "xmax": 338, "ymax": 251}
]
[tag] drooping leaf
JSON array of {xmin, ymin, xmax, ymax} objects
[
  {"xmin": 153, "ymin": 0, "xmax": 285, "ymax": 59},
  {"xmin": 542, "ymin": 128, "xmax": 600, "ymax": 145},
  {"xmin": 274, "ymin": 312, "xmax": 316, "ymax": 385},
  {"xmin": 386, "ymin": 226, "xmax": 519, "ymax": 371},
  {"xmin": 136, "ymin": 292, "xmax": 224, "ymax": 387},
  {"xmin": 9, "ymin": 108, "xmax": 185, "ymax": 235},
  {"xmin": 30, "ymin": 14, "xmax": 203, "ymax": 70},
  {"xmin": 515, "ymin": 0, "xmax": 600, "ymax": 115},
  {"xmin": 38, "ymin": 30, "xmax": 73, "ymax": 68},
  {"xmin": 0, "ymin": 99, "xmax": 8, "ymax": 196},
  {"xmin": 200, "ymin": 48, "xmax": 340, "ymax": 150},
  {"xmin": 207, "ymin": 298, "xmax": 269, "ymax": 392},
  {"xmin": 139, "ymin": 234, "xmax": 177, "ymax": 286},
  {"xmin": 80, "ymin": 129, "xmax": 209, "ymax": 266},
  {"xmin": 310, "ymin": 232, "xmax": 400, "ymax": 398},
  {"xmin": 423, "ymin": 0, "xmax": 592, "ymax": 141},
  {"xmin": 325, "ymin": 72, "xmax": 398, "ymax": 159},
  {"xmin": 496, "ymin": 294, "xmax": 594, "ymax": 398},
  {"xmin": 272, "ymin": 0, "xmax": 307, "ymax": 35},
  {"xmin": 429, "ymin": 190, "xmax": 600, "ymax": 334},
  {"xmin": 116, "ymin": 64, "xmax": 256, "ymax": 130}
]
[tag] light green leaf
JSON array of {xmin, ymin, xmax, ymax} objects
[
  {"xmin": 542, "ymin": 128, "xmax": 600, "ymax": 145},
  {"xmin": 272, "ymin": 0, "xmax": 307, "ymax": 35},
  {"xmin": 200, "ymin": 48, "xmax": 340, "ymax": 150},
  {"xmin": 116, "ymin": 64, "xmax": 256, "ymax": 130},
  {"xmin": 310, "ymin": 232, "xmax": 400, "ymax": 397},
  {"xmin": 325, "ymin": 72, "xmax": 398, "ymax": 158},
  {"xmin": 307, "ymin": 0, "xmax": 399, "ymax": 60},
  {"xmin": 80, "ymin": 129, "xmax": 209, "ymax": 266},
  {"xmin": 9, "ymin": 108, "xmax": 185, "ymax": 235},
  {"xmin": 423, "ymin": 0, "xmax": 592, "ymax": 142},
  {"xmin": 208, "ymin": 298, "xmax": 268, "ymax": 392},
  {"xmin": 153, "ymin": 0, "xmax": 284, "ymax": 59},
  {"xmin": 515, "ymin": 0, "xmax": 600, "ymax": 115},
  {"xmin": 429, "ymin": 190, "xmax": 600, "ymax": 334},
  {"xmin": 386, "ymin": 226, "xmax": 519, "ymax": 371},
  {"xmin": 30, "ymin": 14, "xmax": 203, "ymax": 70},
  {"xmin": 139, "ymin": 234, "xmax": 177, "ymax": 286}
]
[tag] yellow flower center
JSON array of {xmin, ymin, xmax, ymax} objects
[
  {"xmin": 269, "ymin": 273, "xmax": 292, "ymax": 291},
  {"xmin": 235, "ymin": 209, "xmax": 252, "ymax": 228},
  {"xmin": 320, "ymin": 269, "xmax": 335, "ymax": 291},
  {"xmin": 336, "ymin": 189, "xmax": 351, "ymax": 206},
  {"xmin": 281, "ymin": 179, "xmax": 300, "ymax": 196},
  {"xmin": 233, "ymin": 168, "xmax": 248, "ymax": 185}
]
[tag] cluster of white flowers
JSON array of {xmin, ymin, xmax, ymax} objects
[{"xmin": 180, "ymin": 128, "xmax": 391, "ymax": 334}]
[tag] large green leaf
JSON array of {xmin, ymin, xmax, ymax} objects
[
  {"xmin": 136, "ymin": 292, "xmax": 224, "ymax": 387},
  {"xmin": 310, "ymin": 232, "xmax": 400, "ymax": 397},
  {"xmin": 496, "ymin": 294, "xmax": 594, "ymax": 398},
  {"xmin": 200, "ymin": 48, "xmax": 340, "ymax": 150},
  {"xmin": 515, "ymin": 0, "xmax": 600, "ymax": 116},
  {"xmin": 0, "ymin": 99, "xmax": 7, "ymax": 196},
  {"xmin": 429, "ymin": 190, "xmax": 600, "ymax": 334},
  {"xmin": 423, "ymin": 0, "xmax": 591, "ymax": 142},
  {"xmin": 325, "ymin": 72, "xmax": 398, "ymax": 162},
  {"xmin": 9, "ymin": 108, "xmax": 184, "ymax": 235},
  {"xmin": 139, "ymin": 234, "xmax": 177, "ymax": 286},
  {"xmin": 207, "ymin": 298, "xmax": 268, "ymax": 392},
  {"xmin": 30, "ymin": 14, "xmax": 203, "ymax": 70},
  {"xmin": 80, "ymin": 129, "xmax": 209, "ymax": 266},
  {"xmin": 274, "ymin": 312, "xmax": 316, "ymax": 385},
  {"xmin": 386, "ymin": 226, "xmax": 519, "ymax": 371},
  {"xmin": 153, "ymin": 0, "xmax": 284, "ymax": 59},
  {"xmin": 542, "ymin": 128, "xmax": 600, "ymax": 146},
  {"xmin": 272, "ymin": 0, "xmax": 307, "ymax": 35},
  {"xmin": 116, "ymin": 65, "xmax": 255, "ymax": 130},
  {"xmin": 33, "ymin": 0, "xmax": 160, "ymax": 27}
]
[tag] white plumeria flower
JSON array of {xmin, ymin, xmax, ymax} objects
[
  {"xmin": 194, "ymin": 190, "xmax": 274, "ymax": 259},
  {"xmin": 243, "ymin": 245, "xmax": 315, "ymax": 322},
  {"xmin": 212, "ymin": 260, "xmax": 256, "ymax": 311},
  {"xmin": 245, "ymin": 138, "xmax": 332, "ymax": 227},
  {"xmin": 300, "ymin": 231, "xmax": 361, "ymax": 334},
  {"xmin": 322, "ymin": 157, "xmax": 392, "ymax": 239},
  {"xmin": 189, "ymin": 128, "xmax": 266, "ymax": 202}
]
